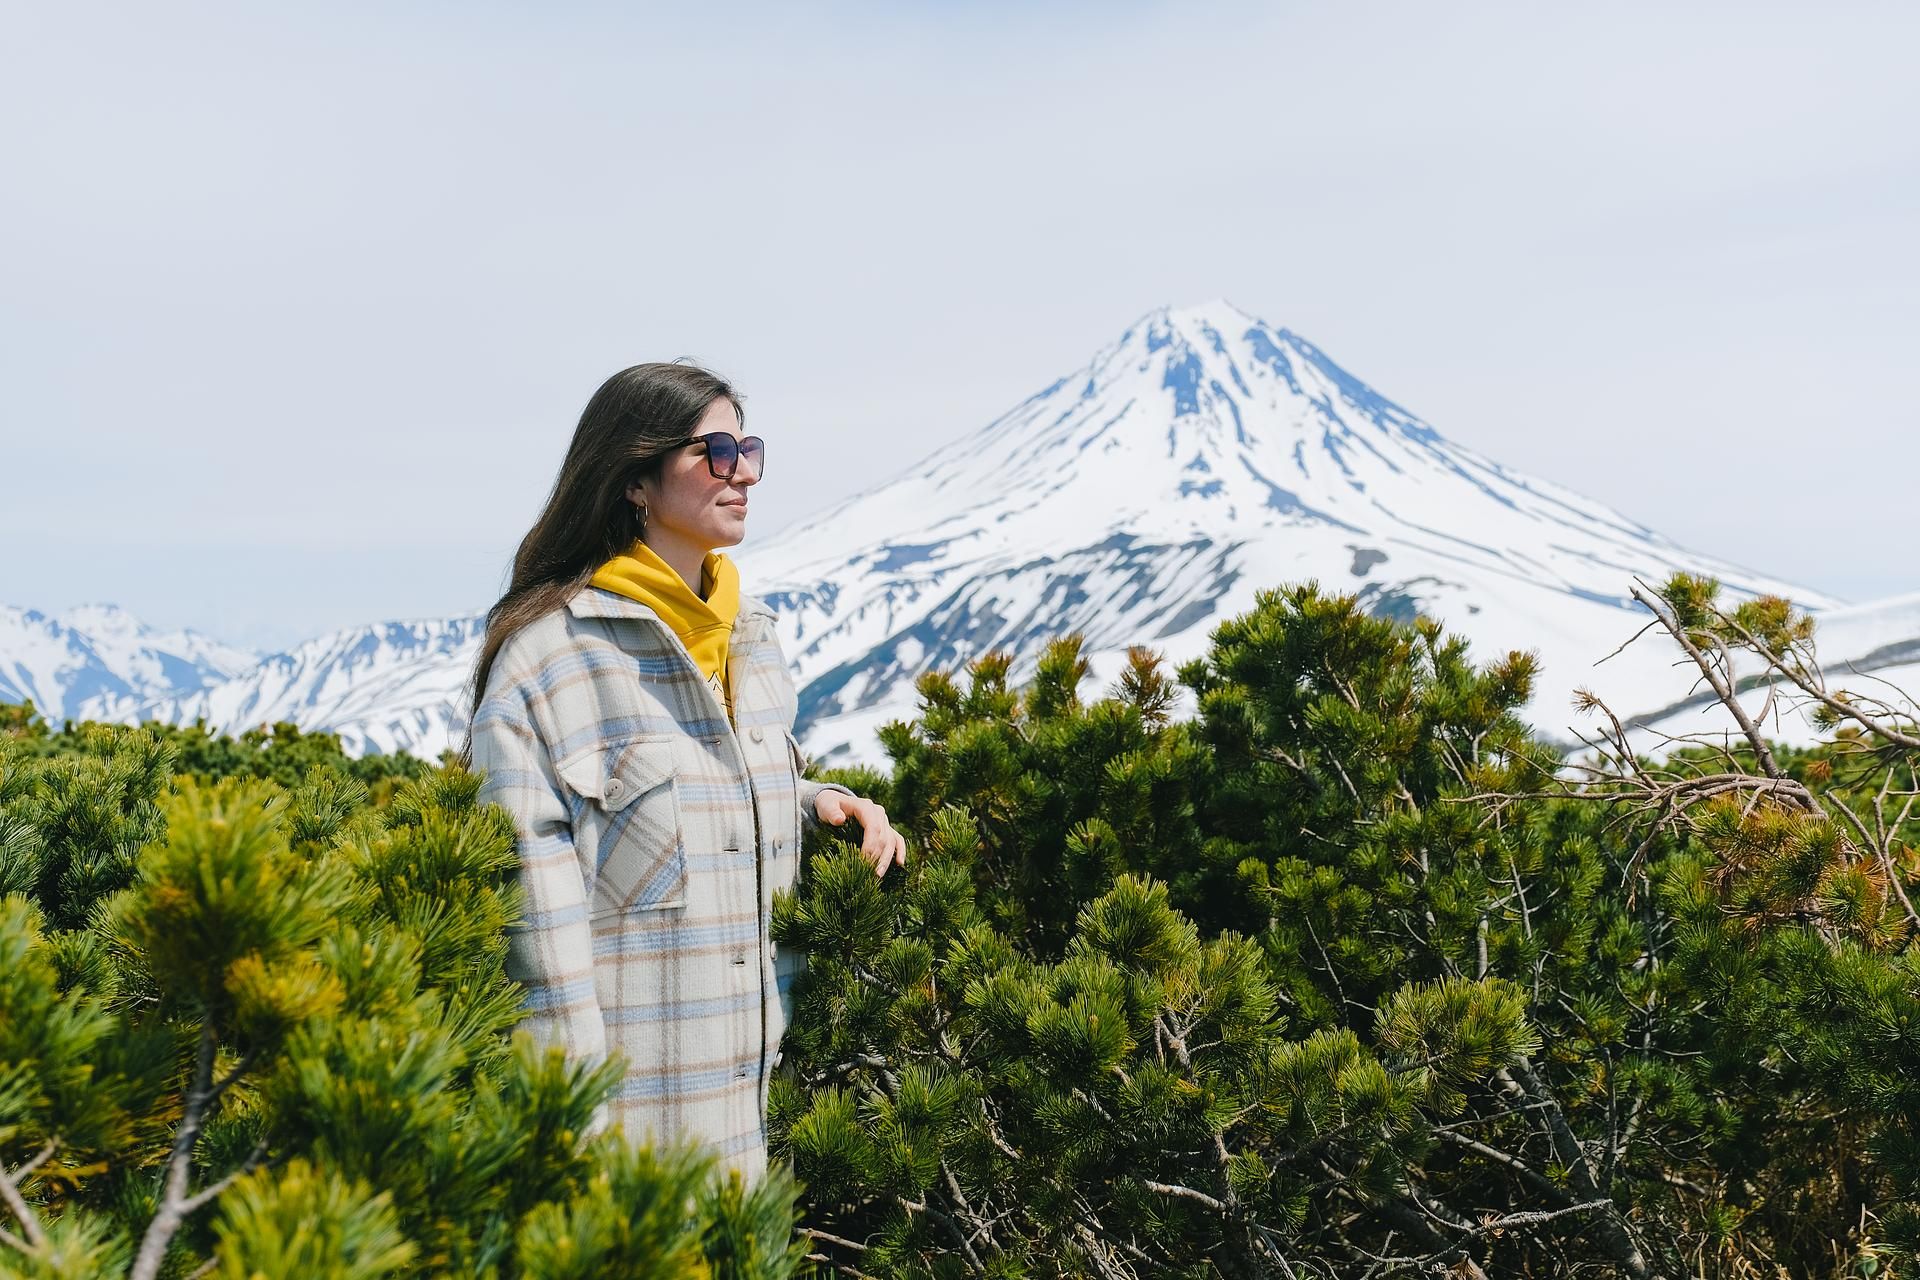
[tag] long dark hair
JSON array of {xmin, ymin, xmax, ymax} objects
[{"xmin": 458, "ymin": 360, "xmax": 744, "ymax": 767}]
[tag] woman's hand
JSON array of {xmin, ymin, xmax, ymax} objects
[{"xmin": 813, "ymin": 790, "xmax": 907, "ymax": 877}]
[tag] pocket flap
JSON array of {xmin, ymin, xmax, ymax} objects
[{"xmin": 557, "ymin": 738, "xmax": 676, "ymax": 810}]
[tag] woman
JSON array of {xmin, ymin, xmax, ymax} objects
[{"xmin": 461, "ymin": 360, "xmax": 907, "ymax": 1188}]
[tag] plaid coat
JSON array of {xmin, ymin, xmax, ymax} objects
[{"xmin": 469, "ymin": 583, "xmax": 855, "ymax": 1186}]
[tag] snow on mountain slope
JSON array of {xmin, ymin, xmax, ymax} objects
[
  {"xmin": 732, "ymin": 299, "xmax": 1843, "ymax": 764},
  {"xmin": 3, "ymin": 300, "xmax": 1876, "ymax": 765},
  {"xmin": 0, "ymin": 603, "xmax": 257, "ymax": 722}
]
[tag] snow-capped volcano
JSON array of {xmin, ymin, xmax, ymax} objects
[{"xmin": 734, "ymin": 299, "xmax": 1840, "ymax": 761}]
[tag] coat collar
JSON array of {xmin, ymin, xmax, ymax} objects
[{"xmin": 566, "ymin": 583, "xmax": 774, "ymax": 630}]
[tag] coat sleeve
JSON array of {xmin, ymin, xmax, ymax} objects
[
  {"xmin": 470, "ymin": 677, "xmax": 611, "ymax": 1131},
  {"xmin": 793, "ymin": 738, "xmax": 858, "ymax": 841}
]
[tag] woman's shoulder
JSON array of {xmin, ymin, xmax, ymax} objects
[{"xmin": 481, "ymin": 601, "xmax": 593, "ymax": 699}]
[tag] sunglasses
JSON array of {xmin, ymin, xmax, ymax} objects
[{"xmin": 676, "ymin": 431, "xmax": 765, "ymax": 481}]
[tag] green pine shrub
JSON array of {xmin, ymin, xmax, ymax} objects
[
  {"xmin": 3, "ymin": 574, "xmax": 1916, "ymax": 1277},
  {"xmin": 781, "ymin": 583, "xmax": 1911, "ymax": 1278},
  {"xmin": 0, "ymin": 722, "xmax": 804, "ymax": 1279}
]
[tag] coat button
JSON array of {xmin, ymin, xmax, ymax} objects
[
  {"xmin": 772, "ymin": 1049, "xmax": 784, "ymax": 1068},
  {"xmin": 750, "ymin": 727, "xmax": 764, "ymax": 742},
  {"xmin": 769, "ymin": 941, "xmax": 778, "ymax": 961},
  {"xmin": 604, "ymin": 778, "xmax": 625, "ymax": 801}
]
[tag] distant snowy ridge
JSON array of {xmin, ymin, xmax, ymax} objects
[
  {"xmin": 2, "ymin": 300, "xmax": 1890, "ymax": 765},
  {"xmin": 81, "ymin": 615, "xmax": 488, "ymax": 759},
  {"xmin": 0, "ymin": 603, "xmax": 257, "ymax": 722}
]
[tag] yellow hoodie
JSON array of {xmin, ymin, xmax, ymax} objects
[{"xmin": 588, "ymin": 538, "xmax": 742, "ymax": 720}]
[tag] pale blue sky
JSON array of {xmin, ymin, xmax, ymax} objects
[{"xmin": 3, "ymin": 1, "xmax": 1914, "ymax": 651}]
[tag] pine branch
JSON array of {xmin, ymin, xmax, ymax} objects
[
  {"xmin": 1881, "ymin": 768, "xmax": 1920, "ymax": 931},
  {"xmin": 1069, "ymin": 1086, "xmax": 1115, "ymax": 1125},
  {"xmin": 802, "ymin": 1226, "xmax": 869, "ymax": 1253},
  {"xmin": 1070, "ymin": 1193, "xmax": 1162, "ymax": 1269},
  {"xmin": 802, "ymin": 1238, "xmax": 885, "ymax": 1280},
  {"xmin": 1303, "ymin": 913, "xmax": 1359, "ymax": 1018},
  {"xmin": 1495, "ymin": 1062, "xmax": 1663, "ymax": 1280},
  {"xmin": 1142, "ymin": 1178, "xmax": 1231, "ymax": 1213},
  {"xmin": 802, "ymin": 1221, "xmax": 888, "ymax": 1277},
  {"xmin": 1602, "ymin": 1082, "xmax": 1646, "ymax": 1192},
  {"xmin": 178, "ymin": 1138, "xmax": 270, "ymax": 1215},
  {"xmin": 938, "ymin": 1159, "xmax": 1004, "ymax": 1261},
  {"xmin": 1249, "ymin": 1223, "xmax": 1309, "ymax": 1280},
  {"xmin": 1432, "ymin": 1128, "xmax": 1568, "ymax": 1204},
  {"xmin": 1385, "ymin": 1200, "xmax": 1615, "ymax": 1276},
  {"xmin": 1631, "ymin": 580, "xmax": 1788, "ymax": 785},
  {"xmin": 1346, "ymin": 1183, "xmax": 1471, "ymax": 1269},
  {"xmin": 1708, "ymin": 598, "xmax": 1920, "ymax": 750},
  {"xmin": 131, "ymin": 1025, "xmax": 258, "ymax": 1280},
  {"xmin": 975, "ymin": 1098, "xmax": 1022, "ymax": 1163},
  {"xmin": 0, "ymin": 1138, "xmax": 55, "ymax": 1253},
  {"xmin": 1072, "ymin": 1220, "xmax": 1138, "ymax": 1280},
  {"xmin": 895, "ymin": 1192, "xmax": 989, "ymax": 1275},
  {"xmin": 1154, "ymin": 1013, "xmax": 1193, "ymax": 1069}
]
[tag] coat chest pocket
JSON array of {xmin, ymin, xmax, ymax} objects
[{"xmin": 557, "ymin": 737, "xmax": 688, "ymax": 916}]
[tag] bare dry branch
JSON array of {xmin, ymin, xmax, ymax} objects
[{"xmin": 0, "ymin": 1139, "xmax": 55, "ymax": 1253}]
